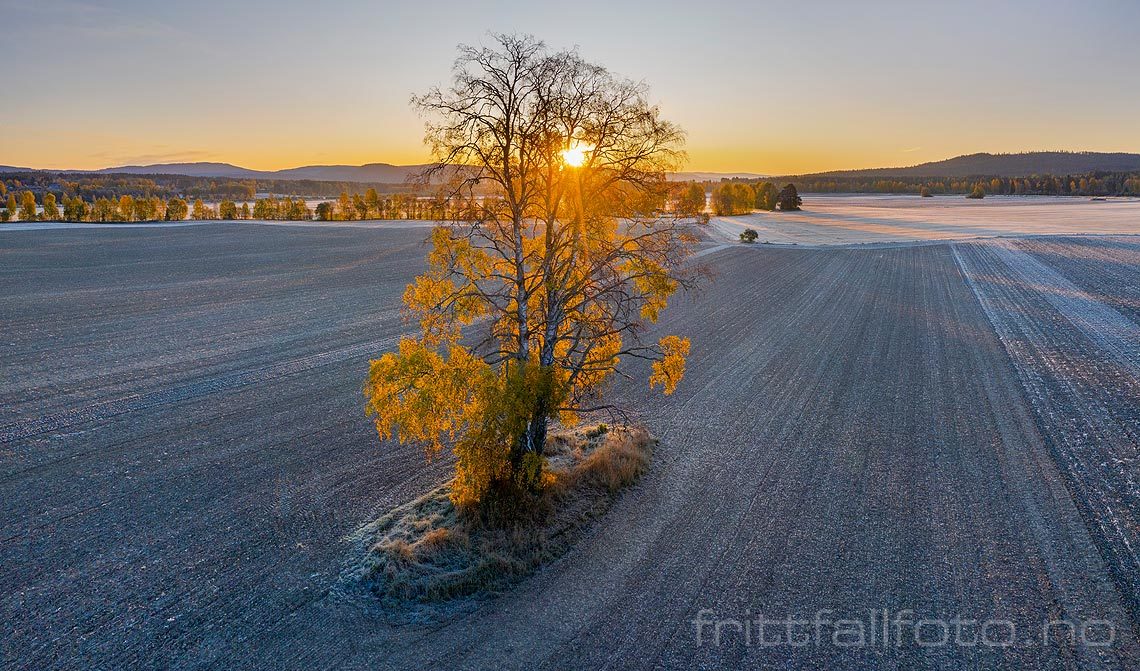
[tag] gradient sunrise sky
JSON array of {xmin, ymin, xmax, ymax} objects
[{"xmin": 3, "ymin": 0, "xmax": 1138, "ymax": 174}]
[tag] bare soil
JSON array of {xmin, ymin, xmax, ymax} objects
[{"xmin": 2, "ymin": 223, "xmax": 1138, "ymax": 669}]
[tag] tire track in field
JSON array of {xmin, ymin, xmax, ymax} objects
[
  {"xmin": 987, "ymin": 240, "xmax": 1140, "ymax": 376},
  {"xmin": 953, "ymin": 240, "xmax": 1140, "ymax": 629}
]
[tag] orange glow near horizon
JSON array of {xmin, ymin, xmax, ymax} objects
[
  {"xmin": 3, "ymin": 2, "xmax": 1138, "ymax": 176},
  {"xmin": 10, "ymin": 131, "xmax": 1138, "ymax": 177}
]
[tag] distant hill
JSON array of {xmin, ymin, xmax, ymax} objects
[
  {"xmin": 94, "ymin": 163, "xmax": 764, "ymax": 183},
  {"xmin": 5, "ymin": 152, "xmax": 1138, "ymax": 184},
  {"xmin": 804, "ymin": 152, "xmax": 1140, "ymax": 179},
  {"xmin": 91, "ymin": 162, "xmax": 265, "ymax": 179},
  {"xmin": 270, "ymin": 163, "xmax": 437, "ymax": 182},
  {"xmin": 1, "ymin": 161, "xmax": 765, "ymax": 184},
  {"xmin": 88, "ymin": 162, "xmax": 435, "ymax": 183},
  {"xmin": 669, "ymin": 171, "xmax": 766, "ymax": 182}
]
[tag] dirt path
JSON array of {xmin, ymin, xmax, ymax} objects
[{"xmin": 2, "ymin": 226, "xmax": 1136, "ymax": 669}]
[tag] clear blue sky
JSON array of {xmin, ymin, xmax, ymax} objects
[{"xmin": 3, "ymin": 0, "xmax": 1139, "ymax": 173}]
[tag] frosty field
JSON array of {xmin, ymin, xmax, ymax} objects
[
  {"xmin": 2, "ymin": 205, "xmax": 1139, "ymax": 669},
  {"xmin": 712, "ymin": 195, "xmax": 1140, "ymax": 245}
]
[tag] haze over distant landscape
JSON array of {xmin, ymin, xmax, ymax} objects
[
  {"xmin": 5, "ymin": 152, "xmax": 1140, "ymax": 184},
  {"xmin": 0, "ymin": 160, "xmax": 765, "ymax": 183}
]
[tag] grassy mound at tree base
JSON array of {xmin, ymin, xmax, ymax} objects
[{"xmin": 347, "ymin": 424, "xmax": 653, "ymax": 620}]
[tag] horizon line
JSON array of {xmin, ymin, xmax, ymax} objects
[{"xmin": 4, "ymin": 148, "xmax": 1139, "ymax": 178}]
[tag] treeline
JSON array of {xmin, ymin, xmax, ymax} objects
[
  {"xmin": 714, "ymin": 172, "xmax": 1140, "ymax": 197},
  {"xmin": 2, "ymin": 188, "xmax": 504, "ymax": 223},
  {"xmin": 0, "ymin": 171, "xmax": 420, "ymax": 202},
  {"xmin": 314, "ymin": 189, "xmax": 472, "ymax": 221},
  {"xmin": 0, "ymin": 190, "xmax": 308, "ymax": 222},
  {"xmin": 812, "ymin": 152, "xmax": 1140, "ymax": 179},
  {"xmin": 710, "ymin": 181, "xmax": 781, "ymax": 215},
  {"xmin": 3, "ymin": 184, "xmax": 713, "ymax": 223}
]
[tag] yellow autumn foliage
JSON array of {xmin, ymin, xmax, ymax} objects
[{"xmin": 649, "ymin": 335, "xmax": 691, "ymax": 395}]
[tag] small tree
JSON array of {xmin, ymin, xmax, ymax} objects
[
  {"xmin": 739, "ymin": 228, "xmax": 759, "ymax": 243},
  {"xmin": 253, "ymin": 198, "xmax": 277, "ymax": 220},
  {"xmin": 41, "ymin": 193, "xmax": 61, "ymax": 221},
  {"xmin": 966, "ymin": 184, "xmax": 985, "ymax": 199},
  {"xmin": 166, "ymin": 198, "xmax": 189, "ymax": 221},
  {"xmin": 96, "ymin": 198, "xmax": 117, "ymax": 221},
  {"xmin": 219, "ymin": 200, "xmax": 238, "ymax": 220},
  {"xmin": 6, "ymin": 194, "xmax": 17, "ymax": 221},
  {"xmin": 338, "ymin": 192, "xmax": 353, "ymax": 220},
  {"xmin": 366, "ymin": 34, "xmax": 702, "ymax": 509},
  {"xmin": 920, "ymin": 186, "xmax": 932, "ymax": 197},
  {"xmin": 755, "ymin": 182, "xmax": 778, "ymax": 210},
  {"xmin": 132, "ymin": 197, "xmax": 152, "ymax": 221},
  {"xmin": 315, "ymin": 202, "xmax": 335, "ymax": 221},
  {"xmin": 118, "ymin": 195, "xmax": 135, "ymax": 222},
  {"xmin": 711, "ymin": 182, "xmax": 756, "ymax": 216},
  {"xmin": 19, "ymin": 191, "xmax": 37, "ymax": 221},
  {"xmin": 284, "ymin": 198, "xmax": 311, "ymax": 220},
  {"xmin": 191, "ymin": 199, "xmax": 214, "ymax": 220},
  {"xmin": 353, "ymin": 194, "xmax": 369, "ymax": 220},
  {"xmin": 676, "ymin": 183, "xmax": 706, "ymax": 216},
  {"xmin": 365, "ymin": 188, "xmax": 382, "ymax": 218},
  {"xmin": 776, "ymin": 184, "xmax": 802, "ymax": 211}
]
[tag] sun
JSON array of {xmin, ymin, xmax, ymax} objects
[{"xmin": 560, "ymin": 143, "xmax": 592, "ymax": 167}]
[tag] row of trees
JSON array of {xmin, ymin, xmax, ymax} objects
[
  {"xmin": 0, "ymin": 191, "xmax": 197, "ymax": 222},
  {"xmin": 248, "ymin": 198, "xmax": 311, "ymax": 221},
  {"xmin": 0, "ymin": 191, "xmax": 268, "ymax": 222},
  {"xmin": 7, "ymin": 168, "xmax": 1139, "ymax": 210},
  {"xmin": 0, "ymin": 189, "xmax": 533, "ymax": 223},
  {"xmin": 0, "ymin": 191, "xmax": 321, "ymax": 222},
  {"xmin": 710, "ymin": 181, "xmax": 800, "ymax": 215},
  {"xmin": 5, "ymin": 189, "xmax": 692, "ymax": 222},
  {"xmin": 312, "ymin": 189, "xmax": 465, "ymax": 221},
  {"xmin": 6, "ymin": 176, "xmax": 813, "ymax": 224},
  {"xmin": 722, "ymin": 172, "xmax": 1140, "ymax": 197}
]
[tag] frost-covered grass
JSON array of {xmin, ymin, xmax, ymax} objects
[{"xmin": 348, "ymin": 425, "xmax": 653, "ymax": 619}]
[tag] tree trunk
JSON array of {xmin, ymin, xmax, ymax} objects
[
  {"xmin": 525, "ymin": 402, "xmax": 549, "ymax": 458},
  {"xmin": 509, "ymin": 388, "xmax": 550, "ymax": 490}
]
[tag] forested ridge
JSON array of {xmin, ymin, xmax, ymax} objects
[{"xmin": 807, "ymin": 152, "xmax": 1140, "ymax": 178}]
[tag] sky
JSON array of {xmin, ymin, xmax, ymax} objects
[{"xmin": 2, "ymin": 0, "xmax": 1139, "ymax": 174}]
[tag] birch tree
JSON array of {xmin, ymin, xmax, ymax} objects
[{"xmin": 365, "ymin": 34, "xmax": 704, "ymax": 507}]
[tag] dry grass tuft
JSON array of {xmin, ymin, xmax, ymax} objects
[
  {"xmin": 577, "ymin": 426, "xmax": 652, "ymax": 492},
  {"xmin": 352, "ymin": 424, "xmax": 654, "ymax": 618}
]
